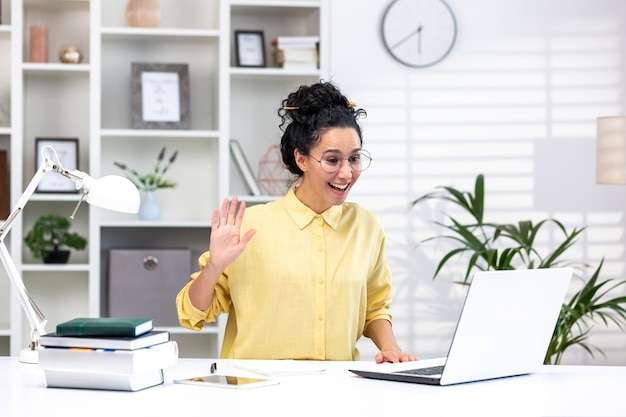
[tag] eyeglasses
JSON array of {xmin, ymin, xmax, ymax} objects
[{"xmin": 309, "ymin": 150, "xmax": 372, "ymax": 173}]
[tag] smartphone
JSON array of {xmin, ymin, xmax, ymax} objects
[{"xmin": 174, "ymin": 375, "xmax": 279, "ymax": 390}]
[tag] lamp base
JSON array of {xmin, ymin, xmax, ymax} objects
[{"xmin": 19, "ymin": 346, "xmax": 39, "ymax": 364}]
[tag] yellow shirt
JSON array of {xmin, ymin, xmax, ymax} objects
[{"xmin": 176, "ymin": 187, "xmax": 393, "ymax": 360}]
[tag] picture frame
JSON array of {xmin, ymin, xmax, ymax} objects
[
  {"xmin": 0, "ymin": 150, "xmax": 8, "ymax": 218},
  {"xmin": 131, "ymin": 62, "xmax": 191, "ymax": 130},
  {"xmin": 35, "ymin": 138, "xmax": 79, "ymax": 193},
  {"xmin": 229, "ymin": 139, "xmax": 263, "ymax": 196},
  {"xmin": 235, "ymin": 30, "xmax": 266, "ymax": 67}
]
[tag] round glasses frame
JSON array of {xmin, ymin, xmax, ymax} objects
[{"xmin": 309, "ymin": 149, "xmax": 372, "ymax": 173}]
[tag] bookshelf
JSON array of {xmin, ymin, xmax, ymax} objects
[{"xmin": 0, "ymin": 0, "xmax": 328, "ymax": 358}]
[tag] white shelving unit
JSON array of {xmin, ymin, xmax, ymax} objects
[
  {"xmin": 0, "ymin": 1, "xmax": 13, "ymax": 356},
  {"xmin": 0, "ymin": 0, "xmax": 328, "ymax": 359},
  {"xmin": 95, "ymin": 0, "xmax": 222, "ymax": 357},
  {"xmin": 224, "ymin": 0, "xmax": 328, "ymax": 198}
]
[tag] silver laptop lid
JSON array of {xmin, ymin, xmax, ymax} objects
[{"xmin": 440, "ymin": 267, "xmax": 572, "ymax": 385}]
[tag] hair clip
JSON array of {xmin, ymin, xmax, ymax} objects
[{"xmin": 282, "ymin": 101, "xmax": 356, "ymax": 111}]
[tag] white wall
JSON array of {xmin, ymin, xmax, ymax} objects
[{"xmin": 329, "ymin": 0, "xmax": 626, "ymax": 365}]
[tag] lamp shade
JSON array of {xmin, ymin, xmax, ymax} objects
[
  {"xmin": 597, "ymin": 116, "xmax": 626, "ymax": 184},
  {"xmin": 0, "ymin": 151, "xmax": 141, "ymax": 364},
  {"xmin": 84, "ymin": 175, "xmax": 140, "ymax": 213}
]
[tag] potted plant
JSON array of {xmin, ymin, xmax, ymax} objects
[
  {"xmin": 23, "ymin": 214, "xmax": 87, "ymax": 264},
  {"xmin": 412, "ymin": 174, "xmax": 626, "ymax": 364},
  {"xmin": 113, "ymin": 146, "xmax": 178, "ymax": 220}
]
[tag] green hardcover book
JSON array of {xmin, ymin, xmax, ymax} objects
[{"xmin": 56, "ymin": 317, "xmax": 153, "ymax": 337}]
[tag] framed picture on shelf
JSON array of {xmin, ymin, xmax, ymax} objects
[
  {"xmin": 35, "ymin": 138, "xmax": 79, "ymax": 193},
  {"xmin": 229, "ymin": 139, "xmax": 263, "ymax": 196},
  {"xmin": 0, "ymin": 150, "xmax": 8, "ymax": 218},
  {"xmin": 131, "ymin": 62, "xmax": 191, "ymax": 130},
  {"xmin": 235, "ymin": 30, "xmax": 266, "ymax": 67},
  {"xmin": 0, "ymin": 104, "xmax": 9, "ymax": 126}
]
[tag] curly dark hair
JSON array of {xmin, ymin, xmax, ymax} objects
[{"xmin": 278, "ymin": 81, "xmax": 367, "ymax": 176}]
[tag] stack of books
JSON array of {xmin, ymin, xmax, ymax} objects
[
  {"xmin": 38, "ymin": 317, "xmax": 178, "ymax": 391},
  {"xmin": 272, "ymin": 36, "xmax": 320, "ymax": 70}
]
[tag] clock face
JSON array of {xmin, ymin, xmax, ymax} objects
[{"xmin": 381, "ymin": 0, "xmax": 457, "ymax": 68}]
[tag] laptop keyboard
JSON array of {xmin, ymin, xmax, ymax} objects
[{"xmin": 394, "ymin": 365, "xmax": 444, "ymax": 376}]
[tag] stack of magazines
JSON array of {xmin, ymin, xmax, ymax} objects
[{"xmin": 38, "ymin": 317, "xmax": 178, "ymax": 391}]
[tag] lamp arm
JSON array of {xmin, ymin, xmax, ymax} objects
[
  {"xmin": 0, "ymin": 160, "xmax": 53, "ymax": 347},
  {"xmin": 0, "ymin": 242, "xmax": 47, "ymax": 342},
  {"xmin": 0, "ymin": 146, "xmax": 139, "ymax": 362},
  {"xmin": 58, "ymin": 168, "xmax": 90, "ymax": 220},
  {"xmin": 0, "ymin": 154, "xmax": 85, "ymax": 239},
  {"xmin": 0, "ymin": 162, "xmax": 49, "ymax": 240}
]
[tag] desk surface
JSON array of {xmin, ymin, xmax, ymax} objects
[{"xmin": 1, "ymin": 357, "xmax": 624, "ymax": 417}]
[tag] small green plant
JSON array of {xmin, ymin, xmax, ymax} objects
[
  {"xmin": 412, "ymin": 173, "xmax": 626, "ymax": 364},
  {"xmin": 24, "ymin": 214, "xmax": 87, "ymax": 261},
  {"xmin": 113, "ymin": 147, "xmax": 178, "ymax": 192}
]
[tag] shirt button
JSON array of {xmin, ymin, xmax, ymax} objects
[
  {"xmin": 318, "ymin": 314, "xmax": 324, "ymax": 320},
  {"xmin": 317, "ymin": 349, "xmax": 324, "ymax": 356}
]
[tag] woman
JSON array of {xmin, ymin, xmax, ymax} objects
[{"xmin": 176, "ymin": 81, "xmax": 416, "ymax": 363}]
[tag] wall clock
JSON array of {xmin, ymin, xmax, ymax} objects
[{"xmin": 381, "ymin": 0, "xmax": 457, "ymax": 68}]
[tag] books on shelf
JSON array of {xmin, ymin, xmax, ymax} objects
[
  {"xmin": 276, "ymin": 61, "xmax": 319, "ymax": 71},
  {"xmin": 271, "ymin": 36, "xmax": 319, "ymax": 70},
  {"xmin": 274, "ymin": 48, "xmax": 318, "ymax": 62},
  {"xmin": 230, "ymin": 139, "xmax": 264, "ymax": 196},
  {"xmin": 274, "ymin": 49, "xmax": 319, "ymax": 70},
  {"xmin": 43, "ymin": 368, "xmax": 165, "ymax": 392},
  {"xmin": 271, "ymin": 36, "xmax": 320, "ymax": 50},
  {"xmin": 39, "ymin": 340, "xmax": 178, "ymax": 374},
  {"xmin": 39, "ymin": 330, "xmax": 170, "ymax": 350},
  {"xmin": 55, "ymin": 317, "xmax": 153, "ymax": 337}
]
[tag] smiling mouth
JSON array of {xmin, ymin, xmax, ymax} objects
[{"xmin": 329, "ymin": 182, "xmax": 349, "ymax": 191}]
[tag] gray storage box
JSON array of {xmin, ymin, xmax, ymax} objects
[{"xmin": 108, "ymin": 249, "xmax": 192, "ymax": 327}]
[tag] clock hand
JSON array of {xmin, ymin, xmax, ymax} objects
[
  {"xmin": 417, "ymin": 25, "xmax": 422, "ymax": 54},
  {"xmin": 391, "ymin": 26, "xmax": 420, "ymax": 50}
]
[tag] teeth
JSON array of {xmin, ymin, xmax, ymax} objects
[{"xmin": 330, "ymin": 182, "xmax": 348, "ymax": 190}]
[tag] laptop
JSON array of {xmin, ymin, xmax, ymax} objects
[{"xmin": 349, "ymin": 267, "xmax": 573, "ymax": 386}]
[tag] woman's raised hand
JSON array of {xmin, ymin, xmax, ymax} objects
[{"xmin": 208, "ymin": 196, "xmax": 256, "ymax": 270}]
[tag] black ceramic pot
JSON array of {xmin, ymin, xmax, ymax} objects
[{"xmin": 43, "ymin": 250, "xmax": 70, "ymax": 264}]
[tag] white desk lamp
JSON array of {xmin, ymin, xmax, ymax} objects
[
  {"xmin": 597, "ymin": 116, "xmax": 626, "ymax": 184},
  {"xmin": 0, "ymin": 146, "xmax": 140, "ymax": 363}
]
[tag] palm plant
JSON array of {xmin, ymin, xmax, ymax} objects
[{"xmin": 412, "ymin": 174, "xmax": 626, "ymax": 364}]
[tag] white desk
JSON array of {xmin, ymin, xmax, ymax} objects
[{"xmin": 1, "ymin": 357, "xmax": 624, "ymax": 417}]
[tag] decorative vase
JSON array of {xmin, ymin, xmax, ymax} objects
[
  {"xmin": 58, "ymin": 46, "xmax": 83, "ymax": 64},
  {"xmin": 125, "ymin": 0, "xmax": 161, "ymax": 28},
  {"xmin": 29, "ymin": 24, "xmax": 48, "ymax": 63},
  {"xmin": 138, "ymin": 191, "xmax": 162, "ymax": 221},
  {"xmin": 257, "ymin": 145, "xmax": 292, "ymax": 196}
]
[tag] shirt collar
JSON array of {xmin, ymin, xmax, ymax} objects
[{"xmin": 284, "ymin": 186, "xmax": 343, "ymax": 230}]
